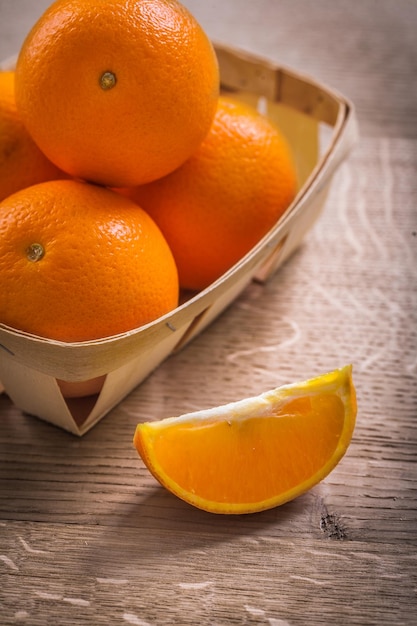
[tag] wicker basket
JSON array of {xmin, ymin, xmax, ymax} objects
[{"xmin": 0, "ymin": 43, "xmax": 358, "ymax": 435}]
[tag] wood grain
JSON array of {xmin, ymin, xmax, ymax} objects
[{"xmin": 1, "ymin": 1, "xmax": 416, "ymax": 624}]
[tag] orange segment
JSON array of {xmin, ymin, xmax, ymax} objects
[{"xmin": 133, "ymin": 366, "xmax": 357, "ymax": 514}]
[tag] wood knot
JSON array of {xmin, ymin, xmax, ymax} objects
[{"xmin": 320, "ymin": 512, "xmax": 347, "ymax": 540}]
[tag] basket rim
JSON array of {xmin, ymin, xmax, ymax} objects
[{"xmin": 214, "ymin": 41, "xmax": 354, "ymax": 123}]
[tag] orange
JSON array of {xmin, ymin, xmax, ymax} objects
[
  {"xmin": 0, "ymin": 70, "xmax": 66, "ymax": 202},
  {"xmin": 0, "ymin": 179, "xmax": 179, "ymax": 342},
  {"xmin": 15, "ymin": 0, "xmax": 219, "ymax": 187},
  {"xmin": 134, "ymin": 365, "xmax": 357, "ymax": 514},
  {"xmin": 125, "ymin": 96, "xmax": 298, "ymax": 291}
]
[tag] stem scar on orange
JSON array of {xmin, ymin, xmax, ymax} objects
[
  {"xmin": 15, "ymin": 0, "xmax": 219, "ymax": 187},
  {"xmin": 133, "ymin": 366, "xmax": 357, "ymax": 515},
  {"xmin": 0, "ymin": 179, "xmax": 179, "ymax": 342}
]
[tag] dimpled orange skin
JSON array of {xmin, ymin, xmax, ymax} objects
[
  {"xmin": 0, "ymin": 179, "xmax": 179, "ymax": 342},
  {"xmin": 15, "ymin": 0, "xmax": 219, "ymax": 187},
  {"xmin": 125, "ymin": 96, "xmax": 298, "ymax": 291},
  {"xmin": 0, "ymin": 71, "xmax": 67, "ymax": 202}
]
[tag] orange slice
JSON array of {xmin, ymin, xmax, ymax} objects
[{"xmin": 133, "ymin": 365, "xmax": 357, "ymax": 514}]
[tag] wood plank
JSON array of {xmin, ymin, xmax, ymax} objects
[{"xmin": 1, "ymin": 521, "xmax": 416, "ymax": 625}]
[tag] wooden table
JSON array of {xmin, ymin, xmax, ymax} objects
[{"xmin": 1, "ymin": 1, "xmax": 416, "ymax": 624}]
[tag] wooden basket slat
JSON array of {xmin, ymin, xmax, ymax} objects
[{"xmin": 216, "ymin": 43, "xmax": 341, "ymax": 125}]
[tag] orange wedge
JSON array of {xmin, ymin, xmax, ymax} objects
[{"xmin": 133, "ymin": 365, "xmax": 357, "ymax": 514}]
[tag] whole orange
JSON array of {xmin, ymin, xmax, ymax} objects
[
  {"xmin": 0, "ymin": 71, "xmax": 66, "ymax": 202},
  {"xmin": 0, "ymin": 179, "xmax": 179, "ymax": 342},
  {"xmin": 14, "ymin": 0, "xmax": 219, "ymax": 187},
  {"xmin": 125, "ymin": 96, "xmax": 298, "ymax": 291}
]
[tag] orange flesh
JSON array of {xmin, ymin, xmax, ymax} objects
[{"xmin": 139, "ymin": 395, "xmax": 344, "ymax": 504}]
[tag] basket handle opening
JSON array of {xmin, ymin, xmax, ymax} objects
[
  {"xmin": 172, "ymin": 305, "xmax": 213, "ymax": 353},
  {"xmin": 56, "ymin": 375, "xmax": 107, "ymax": 428},
  {"xmin": 253, "ymin": 234, "xmax": 289, "ymax": 283}
]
